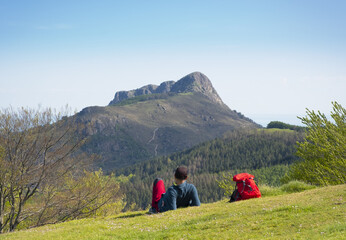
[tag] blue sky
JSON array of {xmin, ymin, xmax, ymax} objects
[{"xmin": 1, "ymin": 1, "xmax": 345, "ymax": 126}]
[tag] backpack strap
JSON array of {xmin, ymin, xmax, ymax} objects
[
  {"xmin": 241, "ymin": 179, "xmax": 253, "ymax": 193},
  {"xmin": 230, "ymin": 189, "xmax": 241, "ymax": 202},
  {"xmin": 240, "ymin": 180, "xmax": 245, "ymax": 194}
]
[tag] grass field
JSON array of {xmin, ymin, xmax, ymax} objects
[{"xmin": 1, "ymin": 184, "xmax": 345, "ymax": 239}]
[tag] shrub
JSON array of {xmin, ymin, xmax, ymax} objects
[
  {"xmin": 288, "ymin": 102, "xmax": 346, "ymax": 186},
  {"xmin": 258, "ymin": 184, "xmax": 284, "ymax": 197},
  {"xmin": 280, "ymin": 180, "xmax": 316, "ymax": 193}
]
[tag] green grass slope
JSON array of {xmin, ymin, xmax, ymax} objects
[{"xmin": 1, "ymin": 185, "xmax": 345, "ymax": 239}]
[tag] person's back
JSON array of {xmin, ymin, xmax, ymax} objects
[
  {"xmin": 159, "ymin": 181, "xmax": 200, "ymax": 212},
  {"xmin": 150, "ymin": 166, "xmax": 201, "ymax": 213},
  {"xmin": 174, "ymin": 182, "xmax": 200, "ymax": 208}
]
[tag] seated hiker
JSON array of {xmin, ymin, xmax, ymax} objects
[{"xmin": 149, "ymin": 166, "xmax": 201, "ymax": 213}]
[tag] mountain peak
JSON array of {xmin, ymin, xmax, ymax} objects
[
  {"xmin": 170, "ymin": 72, "xmax": 223, "ymax": 104},
  {"xmin": 109, "ymin": 72, "xmax": 223, "ymax": 105}
]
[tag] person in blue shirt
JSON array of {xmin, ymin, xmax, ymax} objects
[{"xmin": 149, "ymin": 166, "xmax": 201, "ymax": 213}]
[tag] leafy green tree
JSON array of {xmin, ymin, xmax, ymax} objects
[{"xmin": 288, "ymin": 102, "xmax": 346, "ymax": 185}]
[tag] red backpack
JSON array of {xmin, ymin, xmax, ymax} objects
[{"xmin": 230, "ymin": 173, "xmax": 261, "ymax": 202}]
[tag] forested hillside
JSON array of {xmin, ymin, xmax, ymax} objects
[{"xmin": 115, "ymin": 129, "xmax": 304, "ymax": 210}]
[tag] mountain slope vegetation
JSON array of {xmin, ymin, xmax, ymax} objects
[{"xmin": 76, "ymin": 72, "xmax": 259, "ymax": 170}]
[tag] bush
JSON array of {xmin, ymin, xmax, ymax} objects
[
  {"xmin": 280, "ymin": 180, "xmax": 316, "ymax": 193},
  {"xmin": 258, "ymin": 184, "xmax": 284, "ymax": 197},
  {"xmin": 288, "ymin": 102, "xmax": 346, "ymax": 186},
  {"xmin": 258, "ymin": 181, "xmax": 316, "ymax": 198}
]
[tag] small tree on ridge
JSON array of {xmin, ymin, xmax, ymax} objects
[{"xmin": 288, "ymin": 102, "xmax": 346, "ymax": 185}]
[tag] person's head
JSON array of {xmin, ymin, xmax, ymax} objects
[{"xmin": 174, "ymin": 166, "xmax": 188, "ymax": 184}]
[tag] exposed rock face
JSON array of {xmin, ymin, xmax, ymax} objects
[
  {"xmin": 170, "ymin": 72, "xmax": 223, "ymax": 105},
  {"xmin": 156, "ymin": 81, "xmax": 175, "ymax": 93},
  {"xmin": 108, "ymin": 72, "xmax": 223, "ymax": 105}
]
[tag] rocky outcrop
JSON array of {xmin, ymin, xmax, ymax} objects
[
  {"xmin": 108, "ymin": 72, "xmax": 223, "ymax": 105},
  {"xmin": 170, "ymin": 72, "xmax": 223, "ymax": 105}
]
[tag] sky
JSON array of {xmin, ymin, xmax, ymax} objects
[{"xmin": 1, "ymin": 0, "xmax": 345, "ymax": 126}]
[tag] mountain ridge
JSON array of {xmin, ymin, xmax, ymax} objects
[{"xmin": 108, "ymin": 72, "xmax": 224, "ymax": 106}]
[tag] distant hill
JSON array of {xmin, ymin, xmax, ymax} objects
[
  {"xmin": 267, "ymin": 121, "xmax": 306, "ymax": 132},
  {"xmin": 76, "ymin": 72, "xmax": 260, "ymax": 170}
]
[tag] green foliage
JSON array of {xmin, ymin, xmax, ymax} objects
[
  {"xmin": 280, "ymin": 180, "xmax": 316, "ymax": 193},
  {"xmin": 1, "ymin": 185, "xmax": 345, "ymax": 239},
  {"xmin": 18, "ymin": 170, "xmax": 124, "ymax": 230},
  {"xmin": 257, "ymin": 184, "xmax": 284, "ymax": 197},
  {"xmin": 250, "ymin": 164, "xmax": 291, "ymax": 186},
  {"xmin": 116, "ymin": 129, "xmax": 303, "ymax": 210},
  {"xmin": 58, "ymin": 170, "xmax": 123, "ymax": 218},
  {"xmin": 260, "ymin": 181, "xmax": 316, "ymax": 197},
  {"xmin": 288, "ymin": 102, "xmax": 346, "ymax": 186},
  {"xmin": 267, "ymin": 121, "xmax": 305, "ymax": 132}
]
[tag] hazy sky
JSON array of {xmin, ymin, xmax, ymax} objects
[{"xmin": 1, "ymin": 1, "xmax": 345, "ymax": 126}]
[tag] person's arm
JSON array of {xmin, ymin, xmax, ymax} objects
[
  {"xmin": 159, "ymin": 187, "xmax": 177, "ymax": 212},
  {"xmin": 190, "ymin": 185, "xmax": 201, "ymax": 206}
]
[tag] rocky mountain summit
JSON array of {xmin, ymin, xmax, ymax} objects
[{"xmin": 109, "ymin": 72, "xmax": 223, "ymax": 106}]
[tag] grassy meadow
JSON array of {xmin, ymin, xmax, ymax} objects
[{"xmin": 0, "ymin": 184, "xmax": 345, "ymax": 239}]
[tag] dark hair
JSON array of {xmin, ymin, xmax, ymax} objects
[{"xmin": 174, "ymin": 166, "xmax": 188, "ymax": 180}]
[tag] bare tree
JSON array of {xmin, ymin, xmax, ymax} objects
[
  {"xmin": 0, "ymin": 106, "xmax": 97, "ymax": 233},
  {"xmin": 33, "ymin": 169, "xmax": 123, "ymax": 227}
]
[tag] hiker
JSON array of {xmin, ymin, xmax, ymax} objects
[{"xmin": 149, "ymin": 166, "xmax": 201, "ymax": 213}]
